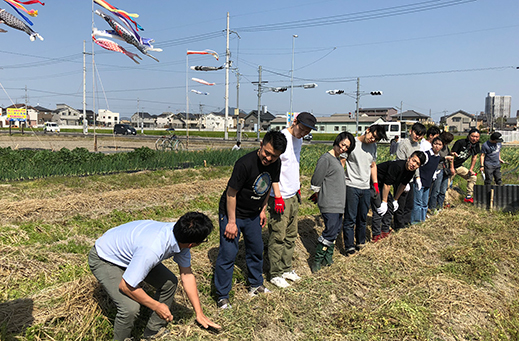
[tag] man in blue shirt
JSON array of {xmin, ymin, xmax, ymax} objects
[
  {"xmin": 480, "ymin": 132, "xmax": 505, "ymax": 185},
  {"xmin": 89, "ymin": 212, "xmax": 221, "ymax": 340}
]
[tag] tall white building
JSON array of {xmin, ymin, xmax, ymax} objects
[{"xmin": 485, "ymin": 92, "xmax": 511, "ymax": 119}]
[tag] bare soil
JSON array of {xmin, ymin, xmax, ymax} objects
[{"xmin": 0, "ymin": 133, "xmax": 258, "ymax": 152}]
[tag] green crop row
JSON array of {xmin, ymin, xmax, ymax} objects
[{"xmin": 0, "ymin": 144, "xmax": 516, "ymax": 183}]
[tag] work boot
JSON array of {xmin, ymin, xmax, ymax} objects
[
  {"xmin": 311, "ymin": 242, "xmax": 327, "ymax": 273},
  {"xmin": 323, "ymin": 243, "xmax": 335, "ymax": 267}
]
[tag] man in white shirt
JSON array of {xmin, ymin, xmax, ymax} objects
[
  {"xmin": 268, "ymin": 112, "xmax": 317, "ymax": 288},
  {"xmin": 88, "ymin": 212, "xmax": 221, "ymax": 340}
]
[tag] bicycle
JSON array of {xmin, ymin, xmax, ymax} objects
[{"xmin": 155, "ymin": 131, "xmax": 185, "ymax": 151}]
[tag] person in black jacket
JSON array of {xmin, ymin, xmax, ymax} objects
[
  {"xmin": 450, "ymin": 128, "xmax": 481, "ymax": 203},
  {"xmin": 371, "ymin": 151, "xmax": 426, "ymax": 241}
]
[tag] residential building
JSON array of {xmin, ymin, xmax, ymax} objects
[
  {"xmin": 156, "ymin": 112, "xmax": 174, "ymax": 128},
  {"xmin": 269, "ymin": 113, "xmax": 382, "ymax": 134},
  {"xmin": 131, "ymin": 112, "xmax": 155, "ymax": 128},
  {"xmin": 243, "ymin": 110, "xmax": 276, "ymax": 131},
  {"xmin": 54, "ymin": 104, "xmax": 81, "ymax": 126},
  {"xmin": 390, "ymin": 110, "xmax": 430, "ymax": 123},
  {"xmin": 440, "ymin": 110, "xmax": 477, "ymax": 133},
  {"xmin": 98, "ymin": 109, "xmax": 119, "ymax": 127},
  {"xmin": 359, "ymin": 107, "xmax": 398, "ymax": 121},
  {"xmin": 485, "ymin": 92, "xmax": 511, "ymax": 119},
  {"xmin": 34, "ymin": 105, "xmax": 54, "ymax": 126}
]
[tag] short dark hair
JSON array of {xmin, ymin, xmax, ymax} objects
[
  {"xmin": 410, "ymin": 150, "xmax": 426, "ymax": 165},
  {"xmin": 174, "ymin": 212, "xmax": 214, "ymax": 244},
  {"xmin": 368, "ymin": 124, "xmax": 388, "ymax": 141},
  {"xmin": 426, "ymin": 126, "xmax": 441, "ymax": 138},
  {"xmin": 467, "ymin": 128, "xmax": 480, "ymax": 137},
  {"xmin": 236, "ymin": 141, "xmax": 241, "ymax": 146},
  {"xmin": 333, "ymin": 131, "xmax": 356, "ymax": 153},
  {"xmin": 263, "ymin": 131, "xmax": 287, "ymax": 154},
  {"xmin": 411, "ymin": 123, "xmax": 426, "ymax": 136},
  {"xmin": 432, "ymin": 136, "xmax": 444, "ymax": 147},
  {"xmin": 439, "ymin": 131, "xmax": 454, "ymax": 144}
]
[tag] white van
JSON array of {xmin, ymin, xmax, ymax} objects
[
  {"xmin": 378, "ymin": 122, "xmax": 401, "ymax": 142},
  {"xmin": 43, "ymin": 122, "xmax": 60, "ymax": 133}
]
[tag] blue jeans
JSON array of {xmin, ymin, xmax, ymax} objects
[
  {"xmin": 342, "ymin": 186, "xmax": 370, "ymax": 250},
  {"xmin": 429, "ymin": 171, "xmax": 449, "ymax": 210},
  {"xmin": 411, "ymin": 186, "xmax": 430, "ymax": 224},
  {"xmin": 214, "ymin": 214, "xmax": 264, "ymax": 300},
  {"xmin": 319, "ymin": 213, "xmax": 343, "ymax": 246}
]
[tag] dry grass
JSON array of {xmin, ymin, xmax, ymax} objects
[{"xmin": 1, "ymin": 169, "xmax": 518, "ymax": 340}]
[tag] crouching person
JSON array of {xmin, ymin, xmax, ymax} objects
[
  {"xmin": 309, "ymin": 132, "xmax": 356, "ymax": 272},
  {"xmin": 371, "ymin": 151, "xmax": 426, "ymax": 241},
  {"xmin": 88, "ymin": 212, "xmax": 221, "ymax": 341}
]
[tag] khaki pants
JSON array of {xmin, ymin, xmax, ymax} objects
[
  {"xmin": 454, "ymin": 166, "xmax": 477, "ymax": 197},
  {"xmin": 267, "ymin": 195, "xmax": 299, "ymax": 278}
]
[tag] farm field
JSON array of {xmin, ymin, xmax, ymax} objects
[{"xmin": 0, "ymin": 143, "xmax": 518, "ymax": 340}]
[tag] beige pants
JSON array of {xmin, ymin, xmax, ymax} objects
[{"xmin": 454, "ymin": 166, "xmax": 477, "ymax": 197}]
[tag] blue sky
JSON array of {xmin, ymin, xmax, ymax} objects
[{"xmin": 0, "ymin": 0, "xmax": 517, "ymax": 122}]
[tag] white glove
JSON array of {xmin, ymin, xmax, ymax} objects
[
  {"xmin": 404, "ymin": 184, "xmax": 411, "ymax": 192},
  {"xmin": 415, "ymin": 177, "xmax": 422, "ymax": 191},
  {"xmin": 376, "ymin": 201, "xmax": 388, "ymax": 215},
  {"xmin": 432, "ymin": 169, "xmax": 441, "ymax": 181},
  {"xmin": 392, "ymin": 200, "xmax": 399, "ymax": 212}
]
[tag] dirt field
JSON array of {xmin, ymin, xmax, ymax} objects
[{"xmin": 0, "ymin": 132, "xmax": 258, "ymax": 152}]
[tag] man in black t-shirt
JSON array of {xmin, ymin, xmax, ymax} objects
[
  {"xmin": 215, "ymin": 131, "xmax": 287, "ymax": 309},
  {"xmin": 371, "ymin": 151, "xmax": 426, "ymax": 241},
  {"xmin": 450, "ymin": 128, "xmax": 481, "ymax": 203}
]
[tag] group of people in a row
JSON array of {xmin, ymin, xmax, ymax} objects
[{"xmin": 88, "ymin": 112, "xmax": 505, "ymax": 340}]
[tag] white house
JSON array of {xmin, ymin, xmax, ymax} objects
[
  {"xmin": 98, "ymin": 109, "xmax": 119, "ymax": 127},
  {"xmin": 204, "ymin": 112, "xmax": 233, "ymax": 131}
]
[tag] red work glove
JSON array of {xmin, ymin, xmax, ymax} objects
[
  {"xmin": 309, "ymin": 192, "xmax": 318, "ymax": 204},
  {"xmin": 373, "ymin": 182, "xmax": 380, "ymax": 194},
  {"xmin": 274, "ymin": 197, "xmax": 285, "ymax": 213}
]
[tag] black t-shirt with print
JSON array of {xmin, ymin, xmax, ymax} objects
[
  {"xmin": 451, "ymin": 138, "xmax": 481, "ymax": 169},
  {"xmin": 219, "ymin": 150, "xmax": 281, "ymax": 219},
  {"xmin": 377, "ymin": 160, "xmax": 415, "ymax": 188}
]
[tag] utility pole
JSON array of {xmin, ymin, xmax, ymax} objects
[
  {"xmin": 224, "ymin": 12, "xmax": 230, "ymax": 140},
  {"xmin": 236, "ymin": 69, "xmax": 241, "ymax": 141},
  {"xmin": 82, "ymin": 40, "xmax": 88, "ymax": 135},
  {"xmin": 256, "ymin": 66, "xmax": 263, "ymax": 141},
  {"xmin": 23, "ymin": 85, "xmax": 27, "ymax": 134},
  {"xmin": 199, "ymin": 103, "xmax": 204, "ymax": 130},
  {"xmin": 355, "ymin": 78, "xmax": 360, "ymax": 136}
]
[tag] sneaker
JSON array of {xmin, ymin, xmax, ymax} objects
[
  {"xmin": 356, "ymin": 243, "xmax": 366, "ymax": 251},
  {"xmin": 464, "ymin": 196, "xmax": 474, "ymax": 204},
  {"xmin": 345, "ymin": 247, "xmax": 356, "ymax": 255},
  {"xmin": 372, "ymin": 234, "xmax": 381, "ymax": 242},
  {"xmin": 249, "ymin": 285, "xmax": 272, "ymax": 296},
  {"xmin": 217, "ymin": 298, "xmax": 232, "ymax": 310},
  {"xmin": 282, "ymin": 270, "xmax": 301, "ymax": 282},
  {"xmin": 381, "ymin": 231, "xmax": 391, "ymax": 239},
  {"xmin": 270, "ymin": 276, "xmax": 290, "ymax": 288},
  {"xmin": 143, "ymin": 327, "xmax": 170, "ymax": 340}
]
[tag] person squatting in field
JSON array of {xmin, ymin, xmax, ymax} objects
[
  {"xmin": 371, "ymin": 151, "xmax": 427, "ymax": 241},
  {"xmin": 88, "ymin": 212, "xmax": 221, "ymax": 341}
]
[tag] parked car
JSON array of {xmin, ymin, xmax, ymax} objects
[
  {"xmin": 114, "ymin": 124, "xmax": 137, "ymax": 135},
  {"xmin": 303, "ymin": 132, "xmax": 313, "ymax": 141},
  {"xmin": 43, "ymin": 122, "xmax": 60, "ymax": 133}
]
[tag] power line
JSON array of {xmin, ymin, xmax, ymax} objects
[{"xmin": 234, "ymin": 0, "xmax": 476, "ymax": 32}]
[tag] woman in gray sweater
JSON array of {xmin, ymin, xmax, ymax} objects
[{"xmin": 310, "ymin": 131, "xmax": 355, "ymax": 272}]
